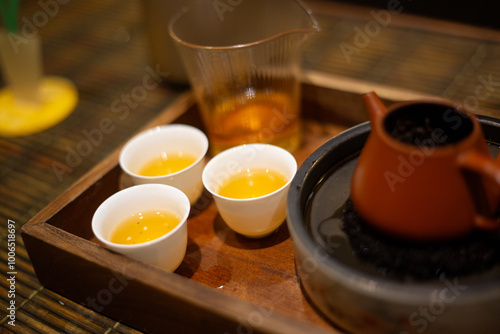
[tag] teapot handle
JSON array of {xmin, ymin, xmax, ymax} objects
[{"xmin": 457, "ymin": 151, "xmax": 500, "ymax": 230}]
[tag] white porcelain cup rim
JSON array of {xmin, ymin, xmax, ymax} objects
[
  {"xmin": 202, "ymin": 143, "xmax": 297, "ymax": 201},
  {"xmin": 92, "ymin": 184, "xmax": 190, "ymax": 250},
  {"xmin": 119, "ymin": 124, "xmax": 208, "ymax": 180}
]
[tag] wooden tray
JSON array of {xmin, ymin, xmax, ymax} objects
[{"xmin": 20, "ymin": 82, "xmax": 378, "ymax": 334}]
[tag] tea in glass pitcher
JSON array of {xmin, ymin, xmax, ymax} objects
[{"xmin": 169, "ymin": 0, "xmax": 319, "ymax": 154}]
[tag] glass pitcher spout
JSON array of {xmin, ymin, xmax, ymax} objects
[{"xmin": 170, "ymin": 0, "xmax": 320, "ymax": 50}]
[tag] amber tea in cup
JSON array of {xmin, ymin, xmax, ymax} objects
[
  {"xmin": 109, "ymin": 209, "xmax": 182, "ymax": 245},
  {"xmin": 217, "ymin": 167, "xmax": 289, "ymax": 199},
  {"xmin": 138, "ymin": 151, "xmax": 198, "ymax": 177}
]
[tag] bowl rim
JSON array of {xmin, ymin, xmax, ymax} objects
[
  {"xmin": 202, "ymin": 143, "xmax": 298, "ymax": 202},
  {"xmin": 119, "ymin": 124, "xmax": 209, "ymax": 180},
  {"xmin": 286, "ymin": 116, "xmax": 500, "ymax": 303}
]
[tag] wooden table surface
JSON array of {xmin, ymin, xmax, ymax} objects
[{"xmin": 1, "ymin": 1, "xmax": 499, "ymax": 333}]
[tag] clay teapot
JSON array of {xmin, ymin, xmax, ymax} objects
[{"xmin": 350, "ymin": 92, "xmax": 500, "ymax": 241}]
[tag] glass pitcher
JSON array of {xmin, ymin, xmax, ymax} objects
[{"xmin": 169, "ymin": 0, "xmax": 320, "ymax": 154}]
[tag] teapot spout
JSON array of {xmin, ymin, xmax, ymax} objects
[{"xmin": 362, "ymin": 91, "xmax": 387, "ymax": 124}]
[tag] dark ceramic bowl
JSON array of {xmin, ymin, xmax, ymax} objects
[{"xmin": 286, "ymin": 116, "xmax": 500, "ymax": 334}]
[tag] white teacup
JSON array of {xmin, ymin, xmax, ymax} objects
[
  {"xmin": 202, "ymin": 144, "xmax": 297, "ymax": 238},
  {"xmin": 92, "ymin": 184, "xmax": 190, "ymax": 272},
  {"xmin": 119, "ymin": 124, "xmax": 208, "ymax": 205}
]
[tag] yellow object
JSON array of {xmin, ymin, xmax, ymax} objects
[
  {"xmin": 218, "ymin": 167, "xmax": 288, "ymax": 199},
  {"xmin": 138, "ymin": 151, "xmax": 197, "ymax": 177},
  {"xmin": 0, "ymin": 76, "xmax": 78, "ymax": 137},
  {"xmin": 208, "ymin": 91, "xmax": 301, "ymax": 154},
  {"xmin": 110, "ymin": 209, "xmax": 181, "ymax": 245}
]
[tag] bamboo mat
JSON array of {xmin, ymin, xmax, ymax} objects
[
  {"xmin": 1, "ymin": 1, "xmax": 499, "ymax": 333},
  {"xmin": 301, "ymin": 3, "xmax": 500, "ymax": 116}
]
